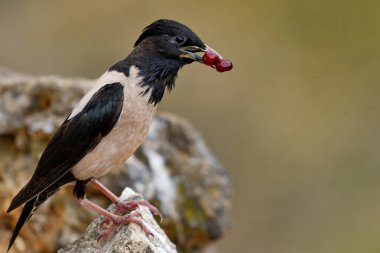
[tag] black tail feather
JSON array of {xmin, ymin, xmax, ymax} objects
[
  {"xmin": 7, "ymin": 172, "xmax": 76, "ymax": 251},
  {"xmin": 7, "ymin": 197, "xmax": 37, "ymax": 252},
  {"xmin": 6, "ymin": 184, "xmax": 32, "ymax": 214},
  {"xmin": 7, "ymin": 187, "xmax": 61, "ymax": 251}
]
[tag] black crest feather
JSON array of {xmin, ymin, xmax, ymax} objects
[{"xmin": 134, "ymin": 19, "xmax": 203, "ymax": 47}]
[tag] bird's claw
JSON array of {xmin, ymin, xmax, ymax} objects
[
  {"xmin": 114, "ymin": 199, "xmax": 163, "ymax": 222},
  {"xmin": 98, "ymin": 211, "xmax": 153, "ymax": 240}
]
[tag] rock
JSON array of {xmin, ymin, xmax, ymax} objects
[
  {"xmin": 58, "ymin": 188, "xmax": 177, "ymax": 253},
  {"xmin": 0, "ymin": 68, "xmax": 231, "ymax": 253}
]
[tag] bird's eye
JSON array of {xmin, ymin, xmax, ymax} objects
[{"xmin": 174, "ymin": 35, "xmax": 185, "ymax": 44}]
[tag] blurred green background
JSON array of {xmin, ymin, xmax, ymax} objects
[{"xmin": 1, "ymin": 1, "xmax": 380, "ymax": 252}]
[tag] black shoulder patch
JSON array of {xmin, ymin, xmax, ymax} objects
[
  {"xmin": 109, "ymin": 60, "xmax": 131, "ymax": 77},
  {"xmin": 80, "ymin": 82, "xmax": 124, "ymax": 136}
]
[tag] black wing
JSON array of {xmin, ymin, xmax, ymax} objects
[{"xmin": 7, "ymin": 82, "xmax": 124, "ymax": 212}]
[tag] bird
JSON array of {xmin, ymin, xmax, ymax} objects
[{"xmin": 6, "ymin": 19, "xmax": 231, "ymax": 251}]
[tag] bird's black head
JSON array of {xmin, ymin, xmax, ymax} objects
[
  {"xmin": 110, "ymin": 19, "xmax": 224, "ymax": 105},
  {"xmin": 134, "ymin": 19, "xmax": 206, "ymax": 66}
]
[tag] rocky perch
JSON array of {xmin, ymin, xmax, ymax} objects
[{"xmin": 0, "ymin": 68, "xmax": 231, "ymax": 253}]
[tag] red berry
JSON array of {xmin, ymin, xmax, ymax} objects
[
  {"xmin": 216, "ymin": 59, "xmax": 233, "ymax": 72},
  {"xmin": 202, "ymin": 50, "xmax": 220, "ymax": 66}
]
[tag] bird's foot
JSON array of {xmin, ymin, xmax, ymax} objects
[
  {"xmin": 99, "ymin": 211, "xmax": 153, "ymax": 241},
  {"xmin": 90, "ymin": 179, "xmax": 162, "ymax": 221},
  {"xmin": 114, "ymin": 199, "xmax": 163, "ymax": 222}
]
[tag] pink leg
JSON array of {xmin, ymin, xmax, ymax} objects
[
  {"xmin": 91, "ymin": 179, "xmax": 119, "ymax": 203},
  {"xmin": 78, "ymin": 197, "xmax": 119, "ymax": 220},
  {"xmin": 90, "ymin": 179, "xmax": 162, "ymax": 221},
  {"xmin": 78, "ymin": 197, "xmax": 152, "ymax": 237}
]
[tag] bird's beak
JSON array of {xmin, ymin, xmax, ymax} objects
[{"xmin": 180, "ymin": 44, "xmax": 222, "ymax": 63}]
